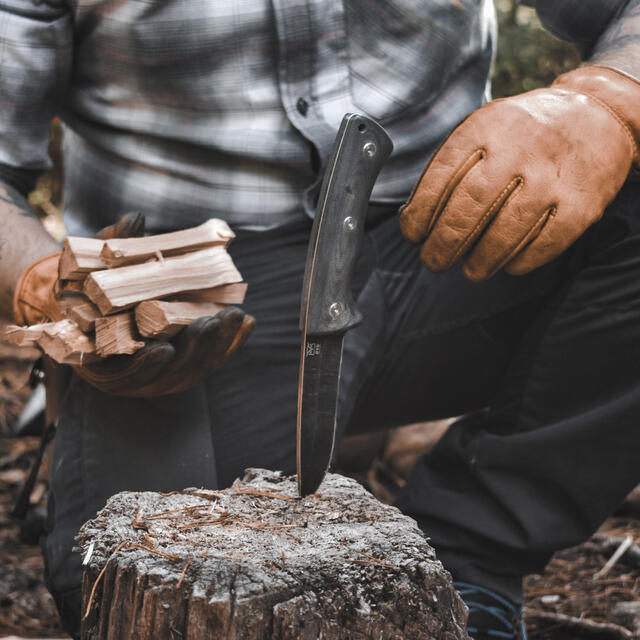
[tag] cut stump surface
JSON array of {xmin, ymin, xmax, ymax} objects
[{"xmin": 78, "ymin": 469, "xmax": 468, "ymax": 639}]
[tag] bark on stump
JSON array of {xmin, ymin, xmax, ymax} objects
[{"xmin": 77, "ymin": 469, "xmax": 468, "ymax": 639}]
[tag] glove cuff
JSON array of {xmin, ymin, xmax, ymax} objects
[
  {"xmin": 552, "ymin": 66, "xmax": 640, "ymax": 174},
  {"xmin": 12, "ymin": 252, "xmax": 62, "ymax": 326}
]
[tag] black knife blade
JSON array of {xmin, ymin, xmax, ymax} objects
[{"xmin": 297, "ymin": 113, "xmax": 393, "ymax": 496}]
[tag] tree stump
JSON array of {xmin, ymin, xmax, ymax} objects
[{"xmin": 77, "ymin": 469, "xmax": 468, "ymax": 639}]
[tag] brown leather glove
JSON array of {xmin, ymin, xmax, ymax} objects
[
  {"xmin": 79, "ymin": 214, "xmax": 255, "ymax": 397},
  {"xmin": 14, "ymin": 213, "xmax": 255, "ymax": 397},
  {"xmin": 78, "ymin": 308, "xmax": 255, "ymax": 397},
  {"xmin": 399, "ymin": 66, "xmax": 640, "ymax": 281},
  {"xmin": 12, "ymin": 253, "xmax": 62, "ymax": 325}
]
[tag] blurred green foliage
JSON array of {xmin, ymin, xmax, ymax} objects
[
  {"xmin": 29, "ymin": 120, "xmax": 65, "ymax": 239},
  {"xmin": 492, "ymin": 0, "xmax": 581, "ymax": 98}
]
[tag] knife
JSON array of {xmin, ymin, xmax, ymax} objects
[{"xmin": 296, "ymin": 113, "xmax": 393, "ymax": 496}]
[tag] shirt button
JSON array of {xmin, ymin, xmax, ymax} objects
[{"xmin": 296, "ymin": 98, "xmax": 309, "ymax": 116}]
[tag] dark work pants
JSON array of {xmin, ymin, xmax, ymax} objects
[{"xmin": 45, "ymin": 182, "xmax": 640, "ymax": 635}]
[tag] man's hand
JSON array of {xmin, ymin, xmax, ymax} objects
[
  {"xmin": 77, "ymin": 308, "xmax": 254, "ymax": 397},
  {"xmin": 79, "ymin": 214, "xmax": 255, "ymax": 397},
  {"xmin": 13, "ymin": 213, "xmax": 256, "ymax": 397},
  {"xmin": 399, "ymin": 66, "xmax": 640, "ymax": 281}
]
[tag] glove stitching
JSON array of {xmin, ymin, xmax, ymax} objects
[
  {"xmin": 404, "ymin": 147, "xmax": 487, "ymax": 244},
  {"xmin": 445, "ymin": 175, "xmax": 524, "ymax": 270},
  {"xmin": 488, "ymin": 205, "xmax": 555, "ymax": 279},
  {"xmin": 430, "ymin": 148, "xmax": 487, "ymax": 240},
  {"xmin": 505, "ymin": 206, "xmax": 560, "ymax": 275}
]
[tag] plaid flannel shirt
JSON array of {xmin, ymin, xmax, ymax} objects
[{"xmin": 0, "ymin": 0, "xmax": 628, "ymax": 234}]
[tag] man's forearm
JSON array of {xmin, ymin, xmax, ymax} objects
[
  {"xmin": 591, "ymin": 0, "xmax": 640, "ymax": 79},
  {"xmin": 0, "ymin": 180, "xmax": 59, "ymax": 321}
]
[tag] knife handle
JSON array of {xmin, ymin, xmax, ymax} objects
[{"xmin": 301, "ymin": 114, "xmax": 393, "ymax": 336}]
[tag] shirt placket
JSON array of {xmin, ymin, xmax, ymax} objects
[{"xmin": 271, "ymin": 0, "xmax": 354, "ymax": 214}]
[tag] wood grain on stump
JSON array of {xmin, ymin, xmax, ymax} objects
[{"xmin": 77, "ymin": 469, "xmax": 468, "ymax": 639}]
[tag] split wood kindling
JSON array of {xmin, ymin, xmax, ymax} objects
[
  {"xmin": 3, "ymin": 218, "xmax": 247, "ymax": 364},
  {"xmin": 59, "ymin": 237, "xmax": 107, "ymax": 280},
  {"xmin": 36, "ymin": 320, "xmax": 100, "ymax": 365},
  {"xmin": 83, "ymin": 246, "xmax": 242, "ymax": 315},
  {"xmin": 95, "ymin": 313, "xmax": 146, "ymax": 357},
  {"xmin": 99, "ymin": 218, "xmax": 234, "ymax": 267},
  {"xmin": 135, "ymin": 300, "xmax": 227, "ymax": 339}
]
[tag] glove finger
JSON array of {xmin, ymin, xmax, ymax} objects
[
  {"xmin": 131, "ymin": 308, "xmax": 252, "ymax": 397},
  {"xmin": 462, "ymin": 205, "xmax": 554, "ymax": 282},
  {"xmin": 169, "ymin": 309, "xmax": 246, "ymax": 391},
  {"xmin": 399, "ymin": 110, "xmax": 486, "ymax": 244},
  {"xmin": 74, "ymin": 341, "xmax": 174, "ymax": 395},
  {"xmin": 456, "ymin": 173, "xmax": 558, "ymax": 280},
  {"xmin": 163, "ymin": 308, "xmax": 248, "ymax": 390},
  {"xmin": 418, "ymin": 155, "xmax": 522, "ymax": 273},
  {"xmin": 199, "ymin": 307, "xmax": 249, "ymax": 368},
  {"xmin": 93, "ymin": 212, "xmax": 146, "ymax": 240},
  {"xmin": 504, "ymin": 201, "xmax": 598, "ymax": 276},
  {"xmin": 132, "ymin": 315, "xmax": 225, "ymax": 397},
  {"xmin": 219, "ymin": 312, "xmax": 255, "ymax": 365}
]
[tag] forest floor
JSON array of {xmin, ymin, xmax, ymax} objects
[{"xmin": 0, "ymin": 341, "xmax": 639, "ymax": 639}]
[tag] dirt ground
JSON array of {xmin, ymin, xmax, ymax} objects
[
  {"xmin": 0, "ymin": 344, "xmax": 68, "ymax": 639},
  {"xmin": 1, "ymin": 343, "xmax": 639, "ymax": 639}
]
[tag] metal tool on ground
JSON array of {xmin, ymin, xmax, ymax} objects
[{"xmin": 296, "ymin": 113, "xmax": 393, "ymax": 497}]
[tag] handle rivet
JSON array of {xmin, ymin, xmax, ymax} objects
[
  {"xmin": 343, "ymin": 216, "xmax": 356, "ymax": 232},
  {"xmin": 363, "ymin": 142, "xmax": 377, "ymax": 157},
  {"xmin": 329, "ymin": 302, "xmax": 342, "ymax": 319}
]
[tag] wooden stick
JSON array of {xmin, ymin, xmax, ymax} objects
[
  {"xmin": 37, "ymin": 319, "xmax": 99, "ymax": 365},
  {"xmin": 56, "ymin": 291, "xmax": 86, "ymax": 316},
  {"xmin": 59, "ymin": 237, "xmax": 106, "ymax": 280},
  {"xmin": 84, "ymin": 246, "xmax": 242, "ymax": 315},
  {"xmin": 68, "ymin": 301, "xmax": 102, "ymax": 333},
  {"xmin": 169, "ymin": 282, "xmax": 248, "ymax": 305},
  {"xmin": 95, "ymin": 313, "xmax": 146, "ymax": 356},
  {"xmin": 587, "ymin": 535, "xmax": 640, "ymax": 571},
  {"xmin": 57, "ymin": 292, "xmax": 102, "ymax": 332},
  {"xmin": 3, "ymin": 323, "xmax": 52, "ymax": 348},
  {"xmin": 526, "ymin": 611, "xmax": 633, "ymax": 639},
  {"xmin": 176, "ymin": 558, "xmax": 191, "ymax": 588},
  {"xmin": 57, "ymin": 279, "xmax": 85, "ymax": 294},
  {"xmin": 135, "ymin": 300, "xmax": 227, "ymax": 339},
  {"xmin": 100, "ymin": 219, "xmax": 235, "ymax": 267},
  {"xmin": 593, "ymin": 535, "xmax": 635, "ymax": 579},
  {"xmin": 83, "ymin": 541, "xmax": 126, "ymax": 621}
]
